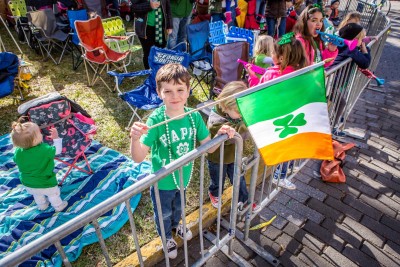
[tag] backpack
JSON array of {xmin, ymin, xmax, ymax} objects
[{"xmin": 320, "ymin": 140, "xmax": 355, "ymax": 183}]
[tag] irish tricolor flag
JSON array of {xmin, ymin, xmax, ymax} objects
[{"xmin": 237, "ymin": 63, "xmax": 334, "ymax": 166}]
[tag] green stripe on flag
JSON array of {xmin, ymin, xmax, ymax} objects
[{"xmin": 237, "ymin": 66, "xmax": 326, "ymax": 126}]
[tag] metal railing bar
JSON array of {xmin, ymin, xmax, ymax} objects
[
  {"xmin": 178, "ymin": 167, "xmax": 189, "ymax": 267},
  {"xmin": 125, "ymin": 200, "xmax": 144, "ymax": 267},
  {"xmin": 199, "ymin": 154, "xmax": 206, "ymax": 259},
  {"xmin": 92, "ymin": 220, "xmax": 112, "ymax": 267},
  {"xmin": 54, "ymin": 241, "xmax": 72, "ymax": 267},
  {"xmin": 153, "ymin": 183, "xmax": 170, "ymax": 267}
]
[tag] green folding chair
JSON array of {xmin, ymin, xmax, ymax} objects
[
  {"xmin": 8, "ymin": 0, "xmax": 32, "ymax": 47},
  {"xmin": 102, "ymin": 16, "xmax": 141, "ymax": 66}
]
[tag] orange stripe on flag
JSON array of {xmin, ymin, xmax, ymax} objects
[{"xmin": 259, "ymin": 132, "xmax": 334, "ymax": 166}]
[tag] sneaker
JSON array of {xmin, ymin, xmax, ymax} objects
[
  {"xmin": 332, "ymin": 127, "xmax": 346, "ymax": 137},
  {"xmin": 165, "ymin": 238, "xmax": 177, "ymax": 259},
  {"xmin": 313, "ymin": 170, "xmax": 322, "ymax": 178},
  {"xmin": 237, "ymin": 201, "xmax": 244, "ymax": 212},
  {"xmin": 208, "ymin": 191, "xmax": 220, "ymax": 208},
  {"xmin": 238, "ymin": 202, "xmax": 261, "ymax": 213},
  {"xmin": 176, "ymin": 224, "xmax": 193, "ymax": 240},
  {"xmin": 273, "ymin": 168, "xmax": 287, "ymax": 180},
  {"xmin": 54, "ymin": 201, "xmax": 68, "ymax": 212},
  {"xmin": 38, "ymin": 201, "xmax": 49, "ymax": 211},
  {"xmin": 272, "ymin": 178, "xmax": 297, "ymax": 190}
]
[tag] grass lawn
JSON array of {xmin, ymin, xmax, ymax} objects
[
  {"xmin": 0, "ymin": 23, "xmax": 212, "ymax": 266},
  {"xmin": 1, "ymin": 24, "xmax": 255, "ymax": 266}
]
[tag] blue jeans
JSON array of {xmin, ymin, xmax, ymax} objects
[
  {"xmin": 266, "ymin": 17, "xmax": 286, "ymax": 38},
  {"xmin": 150, "ymin": 187, "xmax": 184, "ymax": 239},
  {"xmin": 207, "ymin": 160, "xmax": 249, "ymax": 203},
  {"xmin": 274, "ymin": 161, "xmax": 294, "ymax": 179},
  {"xmin": 167, "ymin": 16, "xmax": 190, "ymax": 49}
]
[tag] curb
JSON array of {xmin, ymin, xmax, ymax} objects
[{"xmin": 115, "ymin": 187, "xmax": 234, "ymax": 267}]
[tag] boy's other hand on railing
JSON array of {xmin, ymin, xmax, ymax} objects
[{"xmin": 216, "ymin": 125, "xmax": 236, "ymax": 139}]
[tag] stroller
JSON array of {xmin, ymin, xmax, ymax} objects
[
  {"xmin": 0, "ymin": 52, "xmax": 20, "ymax": 99},
  {"xmin": 18, "ymin": 92, "xmax": 97, "ymax": 185}
]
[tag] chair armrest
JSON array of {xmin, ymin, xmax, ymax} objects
[
  {"xmin": 105, "ymin": 35, "xmax": 130, "ymax": 40},
  {"xmin": 78, "ymin": 43, "xmax": 105, "ymax": 54},
  {"xmin": 108, "ymin": 69, "xmax": 152, "ymax": 85}
]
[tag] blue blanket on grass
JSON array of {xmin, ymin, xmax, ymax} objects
[{"xmin": 0, "ymin": 134, "xmax": 151, "ymax": 266}]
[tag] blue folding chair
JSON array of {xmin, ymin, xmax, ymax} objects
[
  {"xmin": 186, "ymin": 20, "xmax": 213, "ymax": 99},
  {"xmin": 108, "ymin": 46, "xmax": 190, "ymax": 128},
  {"xmin": 67, "ymin": 9, "xmax": 88, "ymax": 70},
  {"xmin": 0, "ymin": 52, "xmax": 20, "ymax": 99}
]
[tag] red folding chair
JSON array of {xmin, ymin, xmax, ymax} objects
[{"xmin": 75, "ymin": 16, "xmax": 129, "ymax": 91}]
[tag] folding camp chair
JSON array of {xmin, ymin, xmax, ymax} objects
[
  {"xmin": 75, "ymin": 16, "xmax": 129, "ymax": 91},
  {"xmin": 108, "ymin": 46, "xmax": 190, "ymax": 128},
  {"xmin": 27, "ymin": 9, "xmax": 70, "ymax": 65},
  {"xmin": 26, "ymin": 0, "xmax": 70, "ymax": 31},
  {"xmin": 102, "ymin": 16, "xmax": 140, "ymax": 66},
  {"xmin": 7, "ymin": 0, "xmax": 38, "ymax": 50},
  {"xmin": 211, "ymin": 41, "xmax": 249, "ymax": 97},
  {"xmin": 186, "ymin": 20, "xmax": 213, "ymax": 99},
  {"xmin": 18, "ymin": 92, "xmax": 96, "ymax": 185},
  {"xmin": 67, "ymin": 9, "xmax": 88, "ymax": 70}
]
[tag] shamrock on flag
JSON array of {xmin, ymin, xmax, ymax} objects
[{"xmin": 236, "ymin": 64, "xmax": 334, "ymax": 166}]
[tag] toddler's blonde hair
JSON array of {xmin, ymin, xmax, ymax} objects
[
  {"xmin": 254, "ymin": 35, "xmax": 274, "ymax": 57},
  {"xmin": 338, "ymin": 11, "xmax": 361, "ymax": 29},
  {"xmin": 218, "ymin": 81, "xmax": 247, "ymax": 113},
  {"xmin": 11, "ymin": 121, "xmax": 42, "ymax": 149}
]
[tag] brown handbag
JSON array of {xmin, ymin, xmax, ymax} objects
[{"xmin": 320, "ymin": 140, "xmax": 355, "ymax": 183}]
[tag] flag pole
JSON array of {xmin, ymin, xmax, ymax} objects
[{"xmin": 146, "ymin": 61, "xmax": 325, "ymax": 130}]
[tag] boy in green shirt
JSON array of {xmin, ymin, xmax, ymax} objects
[{"xmin": 130, "ymin": 63, "xmax": 235, "ymax": 259}]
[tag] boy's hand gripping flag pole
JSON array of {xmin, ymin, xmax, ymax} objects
[{"xmin": 236, "ymin": 62, "xmax": 334, "ymax": 166}]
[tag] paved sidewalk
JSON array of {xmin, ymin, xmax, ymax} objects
[
  {"xmin": 156, "ymin": 4, "xmax": 400, "ymax": 266},
  {"xmin": 236, "ymin": 5, "xmax": 400, "ymax": 266}
]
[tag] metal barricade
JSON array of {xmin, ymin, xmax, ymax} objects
[
  {"xmin": 237, "ymin": 2, "xmax": 391, "ymax": 266},
  {"xmin": 325, "ymin": 8, "xmax": 390, "ymax": 135},
  {"xmin": 0, "ymin": 134, "xmax": 244, "ymax": 267},
  {"xmin": 0, "ymin": 1, "xmax": 392, "ymax": 266}
]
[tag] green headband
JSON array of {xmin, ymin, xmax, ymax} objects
[{"xmin": 278, "ymin": 32, "xmax": 294, "ymax": 45}]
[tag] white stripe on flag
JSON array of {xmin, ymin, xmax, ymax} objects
[{"xmin": 248, "ymin": 102, "xmax": 331, "ymax": 148}]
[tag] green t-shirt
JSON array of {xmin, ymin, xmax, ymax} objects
[
  {"xmin": 254, "ymin": 54, "xmax": 272, "ymax": 78},
  {"xmin": 141, "ymin": 106, "xmax": 210, "ymax": 190},
  {"xmin": 171, "ymin": 0, "xmax": 193, "ymax": 18},
  {"xmin": 14, "ymin": 143, "xmax": 58, "ymax": 188},
  {"xmin": 147, "ymin": 4, "xmax": 164, "ymax": 27},
  {"xmin": 254, "ymin": 54, "xmax": 272, "ymax": 69},
  {"xmin": 147, "ymin": 10, "xmax": 156, "ymax": 26}
]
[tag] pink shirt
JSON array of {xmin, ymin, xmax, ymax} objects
[
  {"xmin": 295, "ymin": 34, "xmax": 338, "ymax": 68},
  {"xmin": 248, "ymin": 65, "xmax": 296, "ymax": 87}
]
